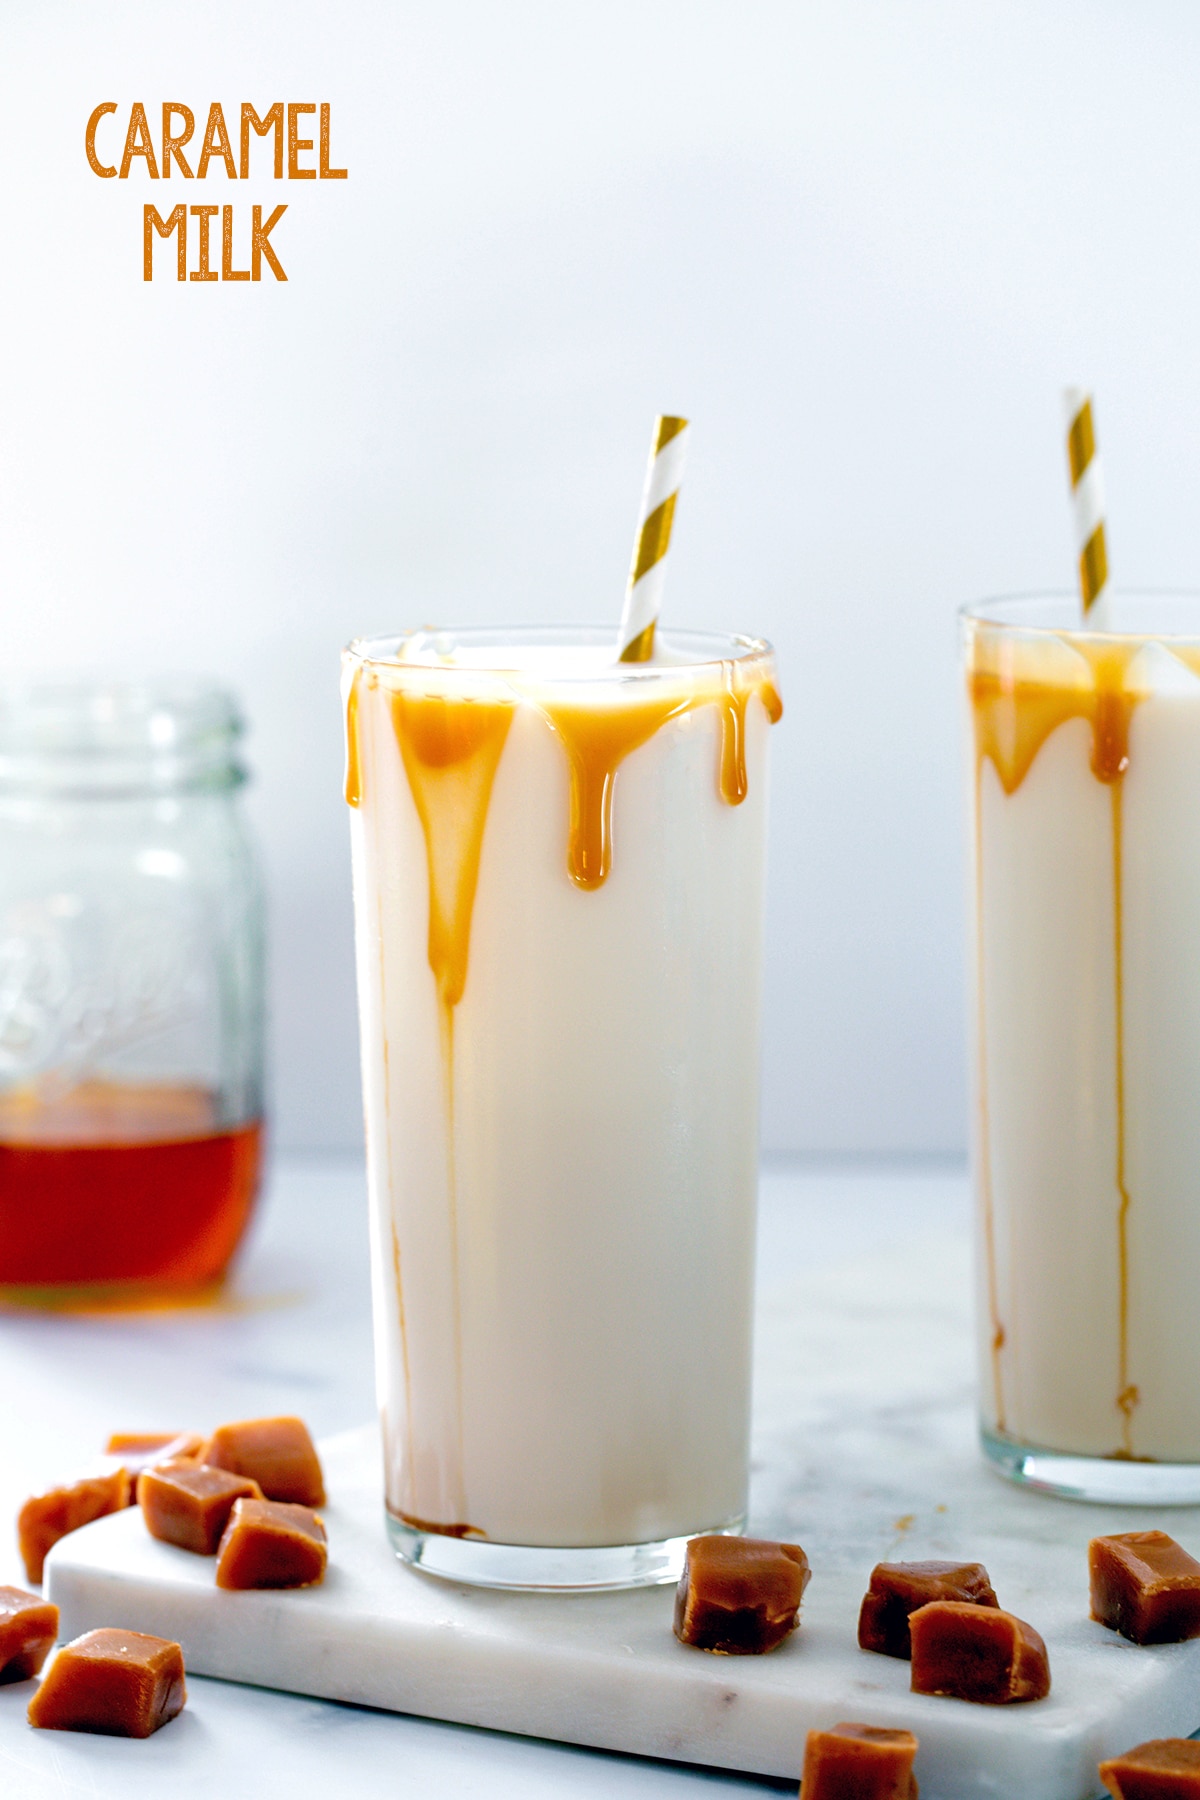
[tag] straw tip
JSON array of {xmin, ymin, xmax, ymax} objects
[{"xmin": 654, "ymin": 416, "xmax": 689, "ymax": 452}]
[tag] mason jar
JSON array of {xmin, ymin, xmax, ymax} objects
[{"xmin": 0, "ymin": 679, "xmax": 265, "ymax": 1301}]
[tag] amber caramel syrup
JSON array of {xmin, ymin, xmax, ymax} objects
[
  {"xmin": 970, "ymin": 633, "xmax": 1144, "ymax": 1452},
  {"xmin": 346, "ymin": 649, "xmax": 781, "ymax": 1531},
  {"xmin": 0, "ymin": 1081, "xmax": 262, "ymax": 1301}
]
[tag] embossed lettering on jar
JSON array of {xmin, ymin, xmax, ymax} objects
[{"xmin": 0, "ymin": 680, "xmax": 265, "ymax": 1298}]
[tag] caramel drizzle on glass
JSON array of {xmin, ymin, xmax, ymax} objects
[
  {"xmin": 970, "ymin": 630, "xmax": 1144, "ymax": 1452},
  {"xmin": 343, "ymin": 663, "xmax": 363, "ymax": 808},
  {"xmin": 389, "ymin": 684, "xmax": 513, "ymax": 1528},
  {"xmin": 344, "ymin": 656, "xmax": 782, "ymax": 972},
  {"xmin": 345, "ymin": 649, "xmax": 780, "ymax": 1528}
]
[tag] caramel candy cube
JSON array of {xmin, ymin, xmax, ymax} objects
[
  {"xmin": 138, "ymin": 1462, "xmax": 263, "ymax": 1554},
  {"xmin": 858, "ymin": 1561, "xmax": 999, "ymax": 1660},
  {"xmin": 203, "ymin": 1416, "xmax": 325, "ymax": 1506},
  {"xmin": 909, "ymin": 1600, "xmax": 1050, "ymax": 1703},
  {"xmin": 1090, "ymin": 1532, "xmax": 1200, "ymax": 1645},
  {"xmin": 673, "ymin": 1535, "xmax": 810, "ymax": 1654},
  {"xmin": 215, "ymin": 1497, "xmax": 328, "ymax": 1589},
  {"xmin": 18, "ymin": 1468, "xmax": 131, "ymax": 1585},
  {"xmin": 27, "ymin": 1628, "xmax": 185, "ymax": 1737},
  {"xmin": 1100, "ymin": 1738, "xmax": 1200, "ymax": 1798},
  {"xmin": 0, "ymin": 1587, "xmax": 58, "ymax": 1684},
  {"xmin": 105, "ymin": 1432, "xmax": 205, "ymax": 1473},
  {"xmin": 801, "ymin": 1722, "xmax": 919, "ymax": 1799}
]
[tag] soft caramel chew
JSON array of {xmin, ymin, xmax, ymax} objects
[
  {"xmin": 801, "ymin": 1722, "xmax": 919, "ymax": 1799},
  {"xmin": 673, "ymin": 1535, "xmax": 810, "ymax": 1654},
  {"xmin": 18, "ymin": 1469, "xmax": 131, "ymax": 1585},
  {"xmin": 1099, "ymin": 1738, "xmax": 1200, "ymax": 1798},
  {"xmin": 138, "ymin": 1463, "xmax": 263, "ymax": 1554},
  {"xmin": 105, "ymin": 1432, "xmax": 205, "ymax": 1473},
  {"xmin": 215, "ymin": 1498, "xmax": 328, "ymax": 1589},
  {"xmin": 0, "ymin": 1587, "xmax": 58, "ymax": 1685},
  {"xmin": 858, "ymin": 1561, "xmax": 999, "ymax": 1660},
  {"xmin": 1090, "ymin": 1532, "xmax": 1200, "ymax": 1645},
  {"xmin": 27, "ymin": 1629, "xmax": 185, "ymax": 1737},
  {"xmin": 203, "ymin": 1416, "xmax": 325, "ymax": 1506},
  {"xmin": 909, "ymin": 1601, "xmax": 1050, "ymax": 1704}
]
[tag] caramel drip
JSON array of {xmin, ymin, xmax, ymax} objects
[
  {"xmin": 1079, "ymin": 641, "xmax": 1140, "ymax": 783},
  {"xmin": 538, "ymin": 692, "xmax": 693, "ymax": 889},
  {"xmin": 438, "ymin": 997, "xmax": 466, "ymax": 1517},
  {"xmin": 541, "ymin": 667, "xmax": 783, "ymax": 889},
  {"xmin": 389, "ymin": 691, "xmax": 515, "ymax": 1009},
  {"xmin": 969, "ymin": 632, "xmax": 1145, "ymax": 1453},
  {"xmin": 385, "ymin": 687, "xmax": 513, "ymax": 1527},
  {"xmin": 344, "ymin": 664, "xmax": 364, "ymax": 807},
  {"xmin": 970, "ymin": 639, "xmax": 1140, "ymax": 796},
  {"xmin": 972, "ymin": 757, "xmax": 1006, "ymax": 1434},
  {"xmin": 377, "ymin": 847, "xmax": 415, "ymax": 1498},
  {"xmin": 1111, "ymin": 779, "xmax": 1138, "ymax": 1457},
  {"xmin": 717, "ymin": 670, "xmax": 784, "ymax": 805},
  {"xmin": 759, "ymin": 678, "xmax": 785, "ymax": 726},
  {"xmin": 389, "ymin": 1213, "xmax": 414, "ymax": 1493}
]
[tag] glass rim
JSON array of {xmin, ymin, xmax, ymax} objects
[
  {"xmin": 343, "ymin": 624, "xmax": 774, "ymax": 679},
  {"xmin": 961, "ymin": 588, "xmax": 1200, "ymax": 645}
]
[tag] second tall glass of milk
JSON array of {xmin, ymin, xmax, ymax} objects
[
  {"xmin": 344, "ymin": 625, "xmax": 781, "ymax": 1586},
  {"xmin": 966, "ymin": 592, "xmax": 1200, "ymax": 1502}
]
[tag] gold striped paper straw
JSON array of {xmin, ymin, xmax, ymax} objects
[
  {"xmin": 1064, "ymin": 387, "xmax": 1111, "ymax": 628},
  {"xmin": 617, "ymin": 415, "xmax": 689, "ymax": 662}
]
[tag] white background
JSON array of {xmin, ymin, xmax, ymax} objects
[{"xmin": 2, "ymin": 0, "xmax": 1199, "ymax": 1156}]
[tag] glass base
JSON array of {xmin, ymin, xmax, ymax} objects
[
  {"xmin": 386, "ymin": 1510, "xmax": 745, "ymax": 1591},
  {"xmin": 982, "ymin": 1427, "xmax": 1200, "ymax": 1505}
]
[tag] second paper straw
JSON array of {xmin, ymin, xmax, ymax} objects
[{"xmin": 1064, "ymin": 388, "xmax": 1111, "ymax": 629}]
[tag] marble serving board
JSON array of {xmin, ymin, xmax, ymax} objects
[
  {"xmin": 43, "ymin": 1419, "xmax": 1200, "ymax": 1800},
  {"xmin": 41, "ymin": 1213, "xmax": 1200, "ymax": 1799}
]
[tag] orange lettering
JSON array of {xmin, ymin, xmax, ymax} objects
[
  {"xmin": 251, "ymin": 204, "xmax": 287, "ymax": 280},
  {"xmin": 288, "ymin": 103, "xmax": 316, "ymax": 178},
  {"xmin": 198, "ymin": 103, "xmax": 237, "ymax": 180},
  {"xmin": 143, "ymin": 204, "xmax": 186, "ymax": 279},
  {"xmin": 162, "ymin": 104, "xmax": 195, "ymax": 178},
  {"xmin": 240, "ymin": 102, "xmax": 283, "ymax": 179},
  {"xmin": 190, "ymin": 206, "xmax": 218, "ymax": 281},
  {"xmin": 121, "ymin": 104, "xmax": 160, "ymax": 179},
  {"xmin": 85, "ymin": 102, "xmax": 118, "ymax": 178},
  {"xmin": 319, "ymin": 104, "xmax": 346, "ymax": 178},
  {"xmin": 222, "ymin": 206, "xmax": 250, "ymax": 280}
]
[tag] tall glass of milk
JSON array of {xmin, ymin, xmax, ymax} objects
[
  {"xmin": 343, "ymin": 626, "xmax": 781, "ymax": 1585},
  {"xmin": 966, "ymin": 592, "xmax": 1200, "ymax": 1502}
]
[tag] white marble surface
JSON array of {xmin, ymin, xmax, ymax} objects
[{"xmin": 5, "ymin": 1157, "xmax": 1195, "ymax": 1798}]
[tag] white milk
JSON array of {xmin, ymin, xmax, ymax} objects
[
  {"xmin": 969, "ymin": 615, "xmax": 1200, "ymax": 1463},
  {"xmin": 344, "ymin": 630, "xmax": 779, "ymax": 1549}
]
